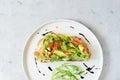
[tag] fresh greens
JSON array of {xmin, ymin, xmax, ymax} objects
[{"xmin": 51, "ymin": 63, "xmax": 84, "ymax": 80}]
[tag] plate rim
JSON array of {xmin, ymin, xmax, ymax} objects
[{"xmin": 23, "ymin": 19, "xmax": 103, "ymax": 80}]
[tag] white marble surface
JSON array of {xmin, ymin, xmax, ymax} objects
[{"xmin": 0, "ymin": 0, "xmax": 120, "ymax": 80}]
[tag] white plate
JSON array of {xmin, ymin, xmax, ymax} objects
[{"xmin": 23, "ymin": 19, "xmax": 103, "ymax": 80}]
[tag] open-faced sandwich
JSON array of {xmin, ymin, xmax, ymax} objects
[{"xmin": 34, "ymin": 32, "xmax": 91, "ymax": 62}]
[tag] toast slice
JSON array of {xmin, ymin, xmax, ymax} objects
[{"xmin": 34, "ymin": 32, "xmax": 91, "ymax": 62}]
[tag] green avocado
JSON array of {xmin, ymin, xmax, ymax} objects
[{"xmin": 53, "ymin": 50, "xmax": 67, "ymax": 57}]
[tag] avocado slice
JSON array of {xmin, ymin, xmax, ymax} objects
[{"xmin": 53, "ymin": 50, "xmax": 67, "ymax": 57}]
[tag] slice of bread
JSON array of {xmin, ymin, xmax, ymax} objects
[{"xmin": 34, "ymin": 32, "xmax": 91, "ymax": 62}]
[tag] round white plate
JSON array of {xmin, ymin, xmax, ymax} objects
[{"xmin": 23, "ymin": 19, "xmax": 103, "ymax": 80}]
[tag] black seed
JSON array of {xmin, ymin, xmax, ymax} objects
[
  {"xmin": 90, "ymin": 71, "xmax": 94, "ymax": 74},
  {"xmin": 38, "ymin": 70, "xmax": 41, "ymax": 73},
  {"xmin": 43, "ymin": 74, "xmax": 45, "ymax": 76},
  {"xmin": 48, "ymin": 66, "xmax": 53, "ymax": 71},
  {"xmin": 81, "ymin": 76, "xmax": 84, "ymax": 79}
]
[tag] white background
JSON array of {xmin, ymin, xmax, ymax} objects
[{"xmin": 0, "ymin": 0, "xmax": 120, "ymax": 80}]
